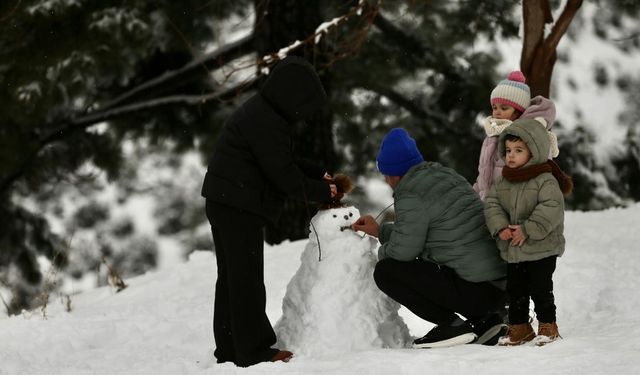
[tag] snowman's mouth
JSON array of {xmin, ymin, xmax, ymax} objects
[{"xmin": 339, "ymin": 225, "xmax": 352, "ymax": 232}]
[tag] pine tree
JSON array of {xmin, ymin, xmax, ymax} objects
[
  {"xmin": 557, "ymin": 125, "xmax": 623, "ymax": 210},
  {"xmin": 583, "ymin": 0, "xmax": 640, "ymax": 205},
  {"xmin": 3, "ymin": 0, "xmax": 638, "ymax": 313},
  {"xmin": 613, "ymin": 80, "xmax": 640, "ymax": 201},
  {"xmin": 0, "ymin": 0, "xmax": 247, "ymax": 313}
]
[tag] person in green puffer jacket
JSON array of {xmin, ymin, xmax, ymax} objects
[
  {"xmin": 352, "ymin": 128, "xmax": 508, "ymax": 349},
  {"xmin": 484, "ymin": 118, "xmax": 573, "ymax": 347}
]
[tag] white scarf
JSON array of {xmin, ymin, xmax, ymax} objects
[
  {"xmin": 483, "ymin": 116, "xmax": 512, "ymax": 137},
  {"xmin": 482, "ymin": 116, "xmax": 560, "ymax": 158}
]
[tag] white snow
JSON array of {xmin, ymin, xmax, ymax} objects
[
  {"xmin": 314, "ymin": 17, "xmax": 342, "ymax": 44},
  {"xmin": 2, "ymin": 203, "xmax": 640, "ymax": 374},
  {"xmin": 492, "ymin": 2, "xmax": 640, "ymax": 163},
  {"xmin": 3, "ymin": 2, "xmax": 640, "ymax": 373},
  {"xmin": 275, "ymin": 206, "xmax": 410, "ymax": 354}
]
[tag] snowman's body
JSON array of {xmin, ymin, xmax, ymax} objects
[{"xmin": 275, "ymin": 206, "xmax": 411, "ymax": 355}]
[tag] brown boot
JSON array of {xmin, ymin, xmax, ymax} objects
[
  {"xmin": 270, "ymin": 350, "xmax": 293, "ymax": 363},
  {"xmin": 536, "ymin": 322, "xmax": 561, "ymax": 346},
  {"xmin": 498, "ymin": 323, "xmax": 535, "ymax": 346}
]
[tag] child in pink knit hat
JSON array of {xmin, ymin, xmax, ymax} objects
[{"xmin": 473, "ymin": 71, "xmax": 559, "ymax": 200}]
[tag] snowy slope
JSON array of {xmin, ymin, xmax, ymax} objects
[{"xmin": 2, "ymin": 204, "xmax": 640, "ymax": 375}]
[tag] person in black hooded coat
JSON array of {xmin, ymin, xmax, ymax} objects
[{"xmin": 201, "ymin": 56, "xmax": 337, "ymax": 367}]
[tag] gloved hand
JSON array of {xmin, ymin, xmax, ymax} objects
[{"xmin": 324, "ymin": 172, "xmax": 352, "ymax": 204}]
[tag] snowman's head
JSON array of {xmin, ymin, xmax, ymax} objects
[{"xmin": 309, "ymin": 206, "xmax": 360, "ymax": 241}]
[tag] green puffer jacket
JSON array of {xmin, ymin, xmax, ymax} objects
[
  {"xmin": 378, "ymin": 161, "xmax": 505, "ymax": 283},
  {"xmin": 484, "ymin": 119, "xmax": 565, "ymax": 263}
]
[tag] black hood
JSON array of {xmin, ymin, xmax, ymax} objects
[{"xmin": 259, "ymin": 56, "xmax": 328, "ymax": 123}]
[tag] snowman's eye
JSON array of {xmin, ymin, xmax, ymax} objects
[
  {"xmin": 349, "ymin": 212, "xmax": 353, "ymax": 217},
  {"xmin": 333, "ymin": 214, "xmax": 337, "ymax": 218}
]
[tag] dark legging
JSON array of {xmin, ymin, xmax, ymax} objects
[
  {"xmin": 374, "ymin": 258, "xmax": 505, "ymax": 326},
  {"xmin": 507, "ymin": 256, "xmax": 557, "ymax": 324},
  {"xmin": 207, "ymin": 200, "xmax": 278, "ymax": 367}
]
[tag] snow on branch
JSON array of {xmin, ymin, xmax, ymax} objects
[
  {"xmin": 99, "ymin": 33, "xmax": 256, "ymax": 112},
  {"xmin": 100, "ymin": 1, "xmax": 378, "ymax": 117},
  {"xmin": 41, "ymin": 79, "xmax": 259, "ymax": 147},
  {"xmin": 0, "ymin": 1, "xmax": 382, "ymax": 195},
  {"xmin": 315, "ymin": 17, "xmax": 343, "ymax": 44},
  {"xmin": 364, "ymin": 83, "xmax": 456, "ymax": 131},
  {"xmin": 261, "ymin": 0, "xmax": 380, "ymax": 68}
]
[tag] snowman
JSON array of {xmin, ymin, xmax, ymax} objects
[{"xmin": 274, "ymin": 205, "xmax": 411, "ymax": 355}]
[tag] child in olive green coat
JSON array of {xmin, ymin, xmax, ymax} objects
[{"xmin": 484, "ymin": 119, "xmax": 573, "ymax": 346}]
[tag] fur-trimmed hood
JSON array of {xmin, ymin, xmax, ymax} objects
[{"xmin": 498, "ymin": 119, "xmax": 550, "ymax": 167}]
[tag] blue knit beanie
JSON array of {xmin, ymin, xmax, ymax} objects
[{"xmin": 376, "ymin": 128, "xmax": 424, "ymax": 176}]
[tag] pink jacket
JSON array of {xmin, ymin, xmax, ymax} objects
[{"xmin": 473, "ymin": 95, "xmax": 557, "ymax": 200}]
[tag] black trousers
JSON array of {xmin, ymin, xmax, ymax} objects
[
  {"xmin": 507, "ymin": 256, "xmax": 557, "ymax": 324},
  {"xmin": 373, "ymin": 258, "xmax": 506, "ymax": 327},
  {"xmin": 206, "ymin": 200, "xmax": 278, "ymax": 367}
]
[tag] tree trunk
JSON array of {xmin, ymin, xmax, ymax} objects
[
  {"xmin": 253, "ymin": 0, "xmax": 337, "ymax": 244},
  {"xmin": 521, "ymin": 0, "xmax": 583, "ymax": 98}
]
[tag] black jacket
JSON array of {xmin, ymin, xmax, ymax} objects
[{"xmin": 201, "ymin": 56, "xmax": 332, "ymax": 223}]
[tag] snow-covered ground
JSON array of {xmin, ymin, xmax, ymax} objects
[{"xmin": 2, "ymin": 203, "xmax": 640, "ymax": 375}]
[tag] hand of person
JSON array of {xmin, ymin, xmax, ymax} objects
[
  {"xmin": 351, "ymin": 215, "xmax": 379, "ymax": 238},
  {"xmin": 498, "ymin": 228, "xmax": 513, "ymax": 241},
  {"xmin": 323, "ymin": 172, "xmax": 333, "ymax": 182},
  {"xmin": 329, "ymin": 184, "xmax": 338, "ymax": 198},
  {"xmin": 508, "ymin": 224, "xmax": 526, "ymax": 246}
]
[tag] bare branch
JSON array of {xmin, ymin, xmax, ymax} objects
[
  {"xmin": 0, "ymin": 0, "xmax": 21, "ymax": 22},
  {"xmin": 363, "ymin": 84, "xmax": 449, "ymax": 123},
  {"xmin": 612, "ymin": 33, "xmax": 640, "ymax": 42},
  {"xmin": 83, "ymin": 88, "xmax": 253, "ymax": 126},
  {"xmin": 99, "ymin": 0, "xmax": 376, "ymax": 113},
  {"xmin": 521, "ymin": 0, "xmax": 550, "ymax": 73},
  {"xmin": 0, "ymin": 79, "xmax": 258, "ymax": 195},
  {"xmin": 542, "ymin": 0, "xmax": 554, "ymax": 23},
  {"xmin": 43, "ymin": 79, "xmax": 259, "ymax": 145},
  {"xmin": 102, "ymin": 258, "xmax": 127, "ymax": 293},
  {"xmin": 0, "ymin": 0, "xmax": 381, "ymax": 195},
  {"xmin": 0, "ymin": 281, "xmax": 10, "ymax": 316},
  {"xmin": 545, "ymin": 0, "xmax": 584, "ymax": 50},
  {"xmin": 99, "ymin": 34, "xmax": 256, "ymax": 112},
  {"xmin": 258, "ymin": 0, "xmax": 379, "ymax": 69},
  {"xmin": 364, "ymin": 84, "xmax": 469, "ymax": 139},
  {"xmin": 321, "ymin": 1, "xmax": 380, "ymax": 69},
  {"xmin": 38, "ymin": 234, "xmax": 71, "ymax": 320},
  {"xmin": 373, "ymin": 12, "xmax": 439, "ymax": 63}
]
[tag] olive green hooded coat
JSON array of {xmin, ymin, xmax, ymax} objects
[
  {"xmin": 378, "ymin": 161, "xmax": 505, "ymax": 283},
  {"xmin": 484, "ymin": 119, "xmax": 566, "ymax": 263}
]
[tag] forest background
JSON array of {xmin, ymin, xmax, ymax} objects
[{"xmin": 1, "ymin": 0, "xmax": 639, "ymax": 314}]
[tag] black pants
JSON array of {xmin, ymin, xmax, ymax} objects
[
  {"xmin": 507, "ymin": 256, "xmax": 557, "ymax": 324},
  {"xmin": 373, "ymin": 258, "xmax": 506, "ymax": 327},
  {"xmin": 206, "ymin": 200, "xmax": 278, "ymax": 367}
]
